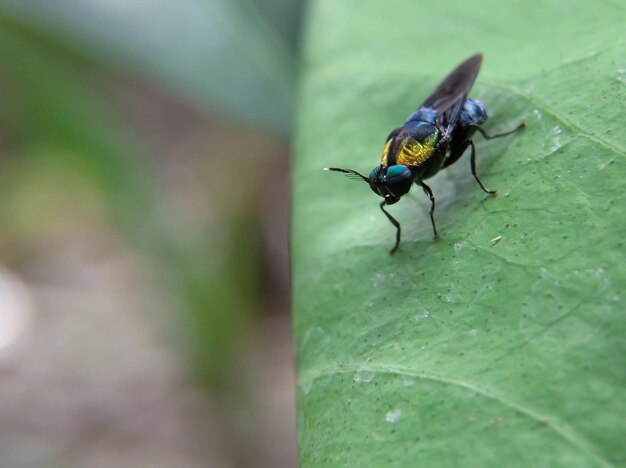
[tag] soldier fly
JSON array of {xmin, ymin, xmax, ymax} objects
[{"xmin": 325, "ymin": 53, "xmax": 526, "ymax": 255}]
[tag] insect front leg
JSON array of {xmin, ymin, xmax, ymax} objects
[
  {"xmin": 379, "ymin": 200, "xmax": 401, "ymax": 255},
  {"xmin": 416, "ymin": 181, "xmax": 439, "ymax": 240},
  {"xmin": 470, "ymin": 122, "xmax": 526, "ymax": 140}
]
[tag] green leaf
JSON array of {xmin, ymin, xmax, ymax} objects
[{"xmin": 292, "ymin": 1, "xmax": 625, "ymax": 466}]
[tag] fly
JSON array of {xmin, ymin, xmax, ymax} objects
[{"xmin": 325, "ymin": 53, "xmax": 526, "ymax": 254}]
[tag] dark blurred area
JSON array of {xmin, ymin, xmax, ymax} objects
[{"xmin": 0, "ymin": 0, "xmax": 301, "ymax": 466}]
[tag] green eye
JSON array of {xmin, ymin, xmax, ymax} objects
[
  {"xmin": 386, "ymin": 165, "xmax": 411, "ymax": 183},
  {"xmin": 369, "ymin": 166, "xmax": 381, "ymax": 180}
]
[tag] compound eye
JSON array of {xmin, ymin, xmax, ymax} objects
[
  {"xmin": 368, "ymin": 166, "xmax": 384, "ymax": 197},
  {"xmin": 385, "ymin": 165, "xmax": 411, "ymax": 183},
  {"xmin": 369, "ymin": 166, "xmax": 381, "ymax": 181}
]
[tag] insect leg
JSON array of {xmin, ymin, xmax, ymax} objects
[
  {"xmin": 468, "ymin": 140, "xmax": 497, "ymax": 196},
  {"xmin": 417, "ymin": 181, "xmax": 439, "ymax": 240},
  {"xmin": 470, "ymin": 122, "xmax": 526, "ymax": 140},
  {"xmin": 379, "ymin": 200, "xmax": 401, "ymax": 255}
]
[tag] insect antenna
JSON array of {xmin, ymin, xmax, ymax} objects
[{"xmin": 324, "ymin": 167, "xmax": 371, "ymax": 183}]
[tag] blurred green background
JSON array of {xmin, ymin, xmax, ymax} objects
[{"xmin": 0, "ymin": 0, "xmax": 302, "ymax": 466}]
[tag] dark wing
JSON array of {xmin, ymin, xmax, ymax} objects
[{"xmin": 420, "ymin": 54, "xmax": 482, "ymax": 134}]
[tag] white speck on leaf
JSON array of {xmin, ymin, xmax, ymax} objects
[
  {"xmin": 454, "ymin": 242, "xmax": 463, "ymax": 252},
  {"xmin": 301, "ymin": 326, "xmax": 329, "ymax": 352},
  {"xmin": 402, "ymin": 378, "xmax": 415, "ymax": 387},
  {"xmin": 618, "ymin": 65, "xmax": 626, "ymax": 84},
  {"xmin": 386, "ymin": 409, "xmax": 402, "ymax": 423},
  {"xmin": 417, "ymin": 308, "xmax": 430, "ymax": 320},
  {"xmin": 548, "ymin": 125, "xmax": 562, "ymax": 155},
  {"xmin": 533, "ymin": 110, "xmax": 563, "ymax": 158},
  {"xmin": 299, "ymin": 377, "xmax": 313, "ymax": 395},
  {"xmin": 469, "ymin": 328, "xmax": 478, "ymax": 337},
  {"xmin": 354, "ymin": 370, "xmax": 375, "ymax": 384},
  {"xmin": 372, "ymin": 272, "xmax": 385, "ymax": 289}
]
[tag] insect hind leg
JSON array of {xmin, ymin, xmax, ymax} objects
[{"xmin": 468, "ymin": 140, "xmax": 497, "ymax": 195}]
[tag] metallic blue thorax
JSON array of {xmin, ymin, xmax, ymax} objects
[
  {"xmin": 459, "ymin": 99, "xmax": 488, "ymax": 127},
  {"xmin": 405, "ymin": 99, "xmax": 487, "ymax": 128},
  {"xmin": 405, "ymin": 107, "xmax": 437, "ymax": 125}
]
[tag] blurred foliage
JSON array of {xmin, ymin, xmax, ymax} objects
[
  {"xmin": 0, "ymin": 0, "xmax": 302, "ymax": 390},
  {"xmin": 256, "ymin": 0, "xmax": 305, "ymax": 51},
  {"xmin": 0, "ymin": 0, "xmax": 300, "ymax": 137}
]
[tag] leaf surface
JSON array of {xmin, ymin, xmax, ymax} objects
[{"xmin": 292, "ymin": 1, "xmax": 626, "ymax": 466}]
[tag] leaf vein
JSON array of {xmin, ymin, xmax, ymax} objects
[
  {"xmin": 300, "ymin": 363, "xmax": 613, "ymax": 467},
  {"xmin": 485, "ymin": 82, "xmax": 625, "ymax": 158}
]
